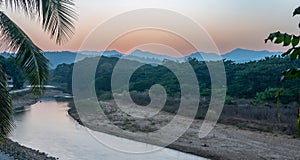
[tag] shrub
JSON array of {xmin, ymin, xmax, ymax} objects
[
  {"xmin": 225, "ymin": 96, "xmax": 237, "ymax": 105},
  {"xmin": 254, "ymin": 88, "xmax": 282, "ymax": 103}
]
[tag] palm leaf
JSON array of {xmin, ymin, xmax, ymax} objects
[
  {"xmin": 0, "ymin": 11, "xmax": 49, "ymax": 95},
  {"xmin": 0, "ymin": 65, "xmax": 14, "ymax": 143},
  {"xmin": 5, "ymin": 0, "xmax": 77, "ymax": 45},
  {"xmin": 5, "ymin": 0, "xmax": 37, "ymax": 18},
  {"xmin": 41, "ymin": 0, "xmax": 77, "ymax": 45}
]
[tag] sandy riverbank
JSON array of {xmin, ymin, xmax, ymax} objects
[{"xmin": 68, "ymin": 100, "xmax": 300, "ymax": 160}]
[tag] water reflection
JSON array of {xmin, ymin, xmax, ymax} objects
[{"xmin": 10, "ymin": 98, "xmax": 207, "ymax": 160}]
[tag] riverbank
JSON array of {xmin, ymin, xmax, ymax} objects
[
  {"xmin": 12, "ymin": 90, "xmax": 38, "ymax": 110},
  {"xmin": 0, "ymin": 139, "xmax": 57, "ymax": 160},
  {"xmin": 0, "ymin": 90, "xmax": 60, "ymax": 160},
  {"xmin": 68, "ymin": 100, "xmax": 300, "ymax": 160},
  {"xmin": 12, "ymin": 89, "xmax": 63, "ymax": 110}
]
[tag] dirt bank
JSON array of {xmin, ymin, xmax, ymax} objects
[
  {"xmin": 68, "ymin": 100, "xmax": 300, "ymax": 160},
  {"xmin": 12, "ymin": 91, "xmax": 38, "ymax": 110},
  {"xmin": 0, "ymin": 139, "xmax": 57, "ymax": 160},
  {"xmin": 12, "ymin": 89, "xmax": 64, "ymax": 109}
]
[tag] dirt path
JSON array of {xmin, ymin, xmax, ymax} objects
[{"xmin": 70, "ymin": 100, "xmax": 300, "ymax": 160}]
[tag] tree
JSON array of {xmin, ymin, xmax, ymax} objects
[
  {"xmin": 265, "ymin": 6, "xmax": 300, "ymax": 137},
  {"xmin": 0, "ymin": 0, "xmax": 77, "ymax": 142}
]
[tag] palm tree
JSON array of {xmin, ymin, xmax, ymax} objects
[{"xmin": 0, "ymin": 0, "xmax": 77, "ymax": 142}]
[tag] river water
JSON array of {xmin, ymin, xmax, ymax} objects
[{"xmin": 10, "ymin": 98, "xmax": 207, "ymax": 160}]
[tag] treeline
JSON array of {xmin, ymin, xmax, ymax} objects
[{"xmin": 49, "ymin": 55, "xmax": 300, "ymax": 103}]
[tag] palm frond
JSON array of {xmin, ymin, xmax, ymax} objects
[
  {"xmin": 0, "ymin": 11, "xmax": 49, "ymax": 95},
  {"xmin": 41, "ymin": 0, "xmax": 77, "ymax": 45},
  {"xmin": 5, "ymin": 0, "xmax": 77, "ymax": 45},
  {"xmin": 0, "ymin": 64, "xmax": 14, "ymax": 143},
  {"xmin": 5, "ymin": 0, "xmax": 39, "ymax": 20}
]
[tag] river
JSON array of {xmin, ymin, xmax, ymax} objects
[{"xmin": 10, "ymin": 98, "xmax": 207, "ymax": 160}]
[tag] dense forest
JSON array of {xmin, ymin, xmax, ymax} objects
[
  {"xmin": 50, "ymin": 55, "xmax": 300, "ymax": 135},
  {"xmin": 50, "ymin": 55, "xmax": 300, "ymax": 104}
]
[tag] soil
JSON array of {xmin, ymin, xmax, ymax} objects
[{"xmin": 68, "ymin": 100, "xmax": 300, "ymax": 160}]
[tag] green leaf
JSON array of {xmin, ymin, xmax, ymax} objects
[
  {"xmin": 292, "ymin": 35, "xmax": 300, "ymax": 47},
  {"xmin": 274, "ymin": 34, "xmax": 284, "ymax": 44},
  {"xmin": 282, "ymin": 67, "xmax": 300, "ymax": 80},
  {"xmin": 0, "ymin": 65, "xmax": 14, "ymax": 143},
  {"xmin": 265, "ymin": 32, "xmax": 277, "ymax": 43},
  {"xmin": 282, "ymin": 48, "xmax": 293, "ymax": 57},
  {"xmin": 290, "ymin": 48, "xmax": 300, "ymax": 60},
  {"xmin": 293, "ymin": 6, "xmax": 300, "ymax": 16},
  {"xmin": 283, "ymin": 34, "xmax": 291, "ymax": 46}
]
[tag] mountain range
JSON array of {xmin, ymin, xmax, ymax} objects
[{"xmin": 0, "ymin": 48, "xmax": 282, "ymax": 69}]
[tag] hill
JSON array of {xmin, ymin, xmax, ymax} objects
[{"xmin": 0, "ymin": 48, "xmax": 282, "ymax": 69}]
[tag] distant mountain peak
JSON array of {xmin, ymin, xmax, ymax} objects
[
  {"xmin": 223, "ymin": 48, "xmax": 282, "ymax": 63},
  {"xmin": 0, "ymin": 48, "xmax": 284, "ymax": 69}
]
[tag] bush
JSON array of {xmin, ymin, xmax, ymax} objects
[
  {"xmin": 201, "ymin": 88, "xmax": 211, "ymax": 96},
  {"xmin": 254, "ymin": 88, "xmax": 282, "ymax": 103},
  {"xmin": 225, "ymin": 96, "xmax": 237, "ymax": 105}
]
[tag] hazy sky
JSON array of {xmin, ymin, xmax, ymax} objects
[{"xmin": 5, "ymin": 0, "xmax": 300, "ymax": 55}]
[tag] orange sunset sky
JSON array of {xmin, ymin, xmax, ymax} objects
[{"xmin": 4, "ymin": 0, "xmax": 300, "ymax": 56}]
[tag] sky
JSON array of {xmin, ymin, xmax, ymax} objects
[{"xmin": 5, "ymin": 0, "xmax": 300, "ymax": 56}]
